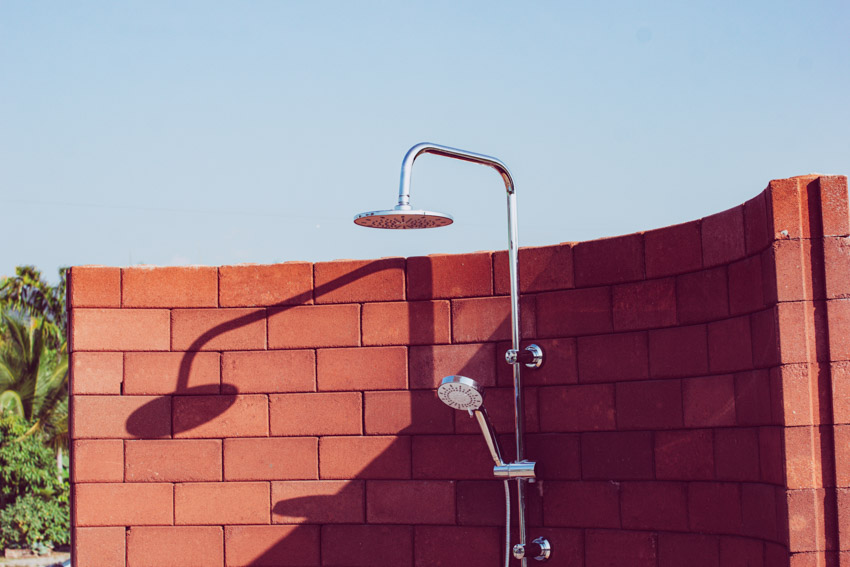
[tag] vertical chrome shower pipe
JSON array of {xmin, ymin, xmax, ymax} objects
[{"xmin": 397, "ymin": 143, "xmax": 529, "ymax": 566}]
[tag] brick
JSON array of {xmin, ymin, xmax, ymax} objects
[
  {"xmin": 751, "ymin": 307, "xmax": 780, "ymax": 368},
  {"xmin": 72, "ymin": 395, "xmax": 170, "ymax": 439},
  {"xmin": 658, "ymin": 533, "xmax": 719, "ymax": 567},
  {"xmin": 127, "ymin": 526, "xmax": 223, "ymax": 567},
  {"xmin": 321, "ymin": 436, "xmax": 410, "ymax": 479},
  {"xmin": 414, "ymin": 526, "xmax": 499, "ymax": 567},
  {"xmin": 125, "ymin": 439, "xmax": 222, "ymax": 482},
  {"xmin": 75, "ymin": 483, "xmax": 173, "ymax": 526},
  {"xmin": 574, "ymin": 233, "xmax": 644, "ymax": 287},
  {"xmin": 759, "ymin": 427, "xmax": 785, "ymax": 485},
  {"xmin": 829, "ymin": 299, "xmax": 850, "ymax": 361},
  {"xmin": 824, "ymin": 237, "xmax": 850, "ymax": 299},
  {"xmin": 314, "ymin": 257, "xmax": 405, "ymax": 303},
  {"xmin": 172, "ymin": 308, "xmax": 266, "ymax": 351},
  {"xmin": 124, "ymin": 352, "xmax": 220, "ymax": 395},
  {"xmin": 364, "ymin": 390, "xmax": 453, "ymax": 435},
  {"xmin": 784, "ymin": 426, "xmax": 832, "ymax": 490},
  {"xmin": 412, "ymin": 435, "xmax": 493, "ymax": 480},
  {"xmin": 526, "ymin": 433, "xmax": 581, "ymax": 479},
  {"xmin": 173, "ymin": 395, "xmax": 268, "ymax": 438},
  {"xmin": 72, "ymin": 440, "xmax": 124, "ymax": 483},
  {"xmin": 729, "ymin": 255, "xmax": 765, "ymax": 314},
  {"xmin": 818, "ymin": 175, "xmax": 850, "ymax": 236},
  {"xmin": 586, "ymin": 530, "xmax": 657, "ymax": 567},
  {"xmin": 366, "ymin": 480, "xmax": 455, "ymax": 524},
  {"xmin": 582, "ymin": 431, "xmax": 653, "ymax": 480},
  {"xmin": 71, "ymin": 308, "xmax": 170, "ymax": 351},
  {"xmin": 612, "ymin": 277, "xmax": 676, "ymax": 331},
  {"xmin": 655, "ymin": 429, "xmax": 714, "ymax": 480},
  {"xmin": 683, "ymin": 375, "xmax": 737, "ymax": 427},
  {"xmin": 451, "ymin": 295, "xmax": 536, "ymax": 343},
  {"xmin": 222, "ymin": 350, "xmax": 315, "ymax": 393},
  {"xmin": 771, "ymin": 240, "xmax": 811, "ymax": 302},
  {"xmin": 536, "ymin": 286, "xmax": 612, "ymax": 337},
  {"xmin": 409, "ymin": 343, "xmax": 495, "ymax": 389},
  {"xmin": 544, "ymin": 481, "xmax": 619, "ymax": 528},
  {"xmin": 224, "ymin": 437, "xmax": 317, "ymax": 481},
  {"xmin": 778, "ymin": 364, "xmax": 822, "ymax": 427},
  {"xmin": 270, "ymin": 392, "xmax": 361, "ymax": 436},
  {"xmin": 219, "ymin": 262, "xmax": 313, "ymax": 307},
  {"xmin": 68, "ymin": 266, "xmax": 121, "ymax": 308},
  {"xmin": 496, "ymin": 338, "xmax": 578, "ymax": 387},
  {"xmin": 268, "ymin": 304, "xmax": 359, "ymax": 349},
  {"xmin": 786, "ymin": 488, "xmax": 830, "ymax": 552},
  {"xmin": 317, "ymin": 346, "xmax": 406, "ymax": 390},
  {"xmin": 225, "ymin": 525, "xmax": 320, "ymax": 567},
  {"xmin": 649, "ymin": 324, "xmax": 709, "ymax": 378},
  {"xmin": 769, "ymin": 176, "xmax": 814, "ymax": 240},
  {"xmin": 745, "ymin": 191, "xmax": 771, "ymax": 254},
  {"xmin": 719, "ymin": 536, "xmax": 764, "ymax": 567},
  {"xmin": 832, "ymin": 362, "xmax": 850, "ymax": 424},
  {"xmin": 735, "ymin": 369, "xmax": 772, "ymax": 425},
  {"xmin": 407, "ymin": 252, "xmax": 493, "ymax": 300},
  {"xmin": 122, "ymin": 266, "xmax": 217, "ymax": 308},
  {"xmin": 702, "ymin": 205, "xmax": 746, "ymax": 267},
  {"xmin": 272, "ymin": 480, "xmax": 364, "ymax": 524},
  {"xmin": 322, "ymin": 525, "xmax": 411, "ymax": 567},
  {"xmin": 361, "ymin": 300, "xmax": 450, "ymax": 346},
  {"xmin": 74, "ymin": 527, "xmax": 126, "ymax": 567},
  {"xmin": 616, "ymin": 380, "xmax": 683, "ymax": 430},
  {"xmin": 708, "ymin": 316, "xmax": 753, "ymax": 373},
  {"xmin": 714, "ymin": 428, "xmax": 760, "ymax": 482},
  {"xmin": 577, "ymin": 332, "xmax": 649, "ymax": 383},
  {"xmin": 457, "ymin": 480, "xmax": 510, "ymax": 526},
  {"xmin": 689, "ymin": 482, "xmax": 743, "ymax": 535},
  {"xmin": 621, "ymin": 481, "xmax": 688, "ymax": 531},
  {"xmin": 777, "ymin": 301, "xmax": 825, "ymax": 364},
  {"xmin": 742, "ymin": 482, "xmax": 778, "ymax": 540},
  {"xmin": 645, "ymin": 220, "xmax": 703, "ymax": 278},
  {"xmin": 539, "ymin": 384, "xmax": 615, "ymax": 432},
  {"xmin": 677, "ymin": 267, "xmax": 729, "ymax": 324},
  {"xmin": 71, "ymin": 352, "xmax": 123, "ymax": 395},
  {"xmin": 494, "ymin": 243, "xmax": 574, "ymax": 294},
  {"xmin": 765, "ymin": 543, "xmax": 790, "ymax": 567},
  {"xmin": 175, "ymin": 482, "xmax": 270, "ymax": 525}
]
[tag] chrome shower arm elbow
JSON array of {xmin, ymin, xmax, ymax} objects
[{"xmin": 397, "ymin": 142, "xmax": 515, "ymax": 208}]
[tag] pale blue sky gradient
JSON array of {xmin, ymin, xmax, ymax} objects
[{"xmin": 2, "ymin": 1, "xmax": 848, "ymax": 282}]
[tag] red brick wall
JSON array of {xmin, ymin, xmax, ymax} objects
[{"xmin": 67, "ymin": 174, "xmax": 850, "ymax": 567}]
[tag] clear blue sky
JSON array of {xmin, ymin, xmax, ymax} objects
[{"xmin": 2, "ymin": 1, "xmax": 848, "ymax": 283}]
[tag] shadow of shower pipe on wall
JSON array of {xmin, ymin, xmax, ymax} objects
[{"xmin": 122, "ymin": 256, "xmax": 526, "ymax": 566}]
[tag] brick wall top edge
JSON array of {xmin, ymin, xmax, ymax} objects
[{"xmin": 66, "ymin": 176, "xmax": 845, "ymax": 272}]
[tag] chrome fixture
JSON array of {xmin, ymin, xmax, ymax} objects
[{"xmin": 355, "ymin": 142, "xmax": 551, "ymax": 565}]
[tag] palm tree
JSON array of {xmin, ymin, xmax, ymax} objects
[{"xmin": 0, "ymin": 313, "xmax": 68, "ymax": 478}]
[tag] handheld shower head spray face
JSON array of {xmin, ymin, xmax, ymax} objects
[{"xmin": 438, "ymin": 375, "xmax": 484, "ymax": 410}]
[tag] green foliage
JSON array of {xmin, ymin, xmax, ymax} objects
[
  {"xmin": 0, "ymin": 415, "xmax": 69, "ymax": 549},
  {"xmin": 0, "ymin": 266, "xmax": 67, "ymax": 350}
]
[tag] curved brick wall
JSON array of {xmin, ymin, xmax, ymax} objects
[{"xmin": 67, "ymin": 174, "xmax": 849, "ymax": 567}]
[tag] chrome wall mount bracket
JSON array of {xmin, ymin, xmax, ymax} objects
[
  {"xmin": 505, "ymin": 344, "xmax": 544, "ymax": 368},
  {"xmin": 513, "ymin": 537, "xmax": 552, "ymax": 561}
]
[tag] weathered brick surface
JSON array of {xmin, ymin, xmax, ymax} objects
[
  {"xmin": 123, "ymin": 266, "xmax": 218, "ymax": 308},
  {"xmin": 68, "ymin": 176, "xmax": 850, "ymax": 567},
  {"xmin": 219, "ymin": 262, "xmax": 313, "ymax": 307},
  {"xmin": 127, "ymin": 526, "xmax": 224, "ymax": 567}
]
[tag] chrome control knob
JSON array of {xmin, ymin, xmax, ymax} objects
[
  {"xmin": 505, "ymin": 344, "xmax": 544, "ymax": 368},
  {"xmin": 512, "ymin": 537, "xmax": 551, "ymax": 561}
]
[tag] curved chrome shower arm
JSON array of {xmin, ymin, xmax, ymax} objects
[{"xmin": 397, "ymin": 142, "xmax": 515, "ymax": 209}]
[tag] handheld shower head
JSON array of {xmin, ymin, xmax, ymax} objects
[{"xmin": 438, "ymin": 375, "xmax": 484, "ymax": 410}]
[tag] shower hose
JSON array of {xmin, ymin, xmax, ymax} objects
[{"xmin": 503, "ymin": 479, "xmax": 511, "ymax": 567}]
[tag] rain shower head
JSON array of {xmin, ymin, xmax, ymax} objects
[
  {"xmin": 354, "ymin": 207, "xmax": 453, "ymax": 229},
  {"xmin": 438, "ymin": 375, "xmax": 485, "ymax": 411}
]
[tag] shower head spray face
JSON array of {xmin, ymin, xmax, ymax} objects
[
  {"xmin": 437, "ymin": 375, "xmax": 484, "ymax": 410},
  {"xmin": 354, "ymin": 208, "xmax": 453, "ymax": 229}
]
